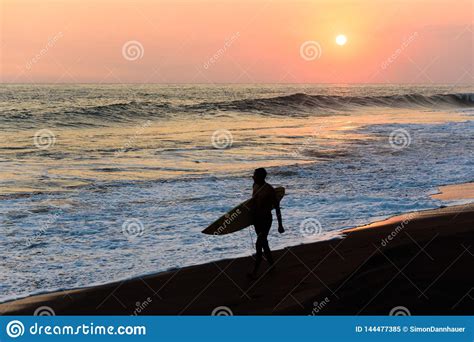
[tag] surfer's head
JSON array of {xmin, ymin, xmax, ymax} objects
[{"xmin": 253, "ymin": 167, "xmax": 267, "ymax": 184}]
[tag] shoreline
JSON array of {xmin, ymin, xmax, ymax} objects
[{"xmin": 1, "ymin": 202, "xmax": 473, "ymax": 315}]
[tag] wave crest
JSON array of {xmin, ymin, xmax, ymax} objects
[{"xmin": 192, "ymin": 92, "xmax": 474, "ymax": 114}]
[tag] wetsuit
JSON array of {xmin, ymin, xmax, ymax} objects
[{"xmin": 251, "ymin": 182, "xmax": 278, "ymax": 269}]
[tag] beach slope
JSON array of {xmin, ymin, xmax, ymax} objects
[{"xmin": 1, "ymin": 204, "xmax": 473, "ymax": 315}]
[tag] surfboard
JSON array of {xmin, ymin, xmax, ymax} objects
[{"xmin": 202, "ymin": 187, "xmax": 285, "ymax": 235}]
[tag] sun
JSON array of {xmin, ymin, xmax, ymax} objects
[{"xmin": 336, "ymin": 34, "xmax": 347, "ymax": 46}]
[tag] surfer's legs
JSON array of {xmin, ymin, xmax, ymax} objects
[
  {"xmin": 253, "ymin": 233, "xmax": 265, "ymax": 272},
  {"xmin": 261, "ymin": 234, "xmax": 274, "ymax": 266},
  {"xmin": 251, "ymin": 215, "xmax": 273, "ymax": 276},
  {"xmin": 252, "ymin": 232, "xmax": 273, "ymax": 275}
]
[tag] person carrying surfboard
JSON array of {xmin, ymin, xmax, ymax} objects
[{"xmin": 248, "ymin": 167, "xmax": 284, "ymax": 279}]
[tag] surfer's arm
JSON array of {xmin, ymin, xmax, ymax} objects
[
  {"xmin": 276, "ymin": 205, "xmax": 284, "ymax": 233},
  {"xmin": 273, "ymin": 191, "xmax": 284, "ymax": 233}
]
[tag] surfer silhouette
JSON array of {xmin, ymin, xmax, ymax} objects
[{"xmin": 248, "ymin": 167, "xmax": 284, "ymax": 279}]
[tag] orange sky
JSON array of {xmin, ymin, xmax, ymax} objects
[{"xmin": 0, "ymin": 0, "xmax": 472, "ymax": 83}]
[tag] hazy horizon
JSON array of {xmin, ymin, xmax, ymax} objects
[{"xmin": 1, "ymin": 82, "xmax": 473, "ymax": 85}]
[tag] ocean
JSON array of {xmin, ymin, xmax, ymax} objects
[{"xmin": 0, "ymin": 84, "xmax": 473, "ymax": 302}]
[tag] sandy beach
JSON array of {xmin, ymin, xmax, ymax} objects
[
  {"xmin": 431, "ymin": 182, "xmax": 474, "ymax": 201},
  {"xmin": 1, "ymin": 201, "xmax": 472, "ymax": 316}
]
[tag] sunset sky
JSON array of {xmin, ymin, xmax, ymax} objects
[{"xmin": 1, "ymin": 0, "xmax": 472, "ymax": 83}]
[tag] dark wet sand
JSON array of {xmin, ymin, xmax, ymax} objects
[{"xmin": 1, "ymin": 203, "xmax": 473, "ymax": 315}]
